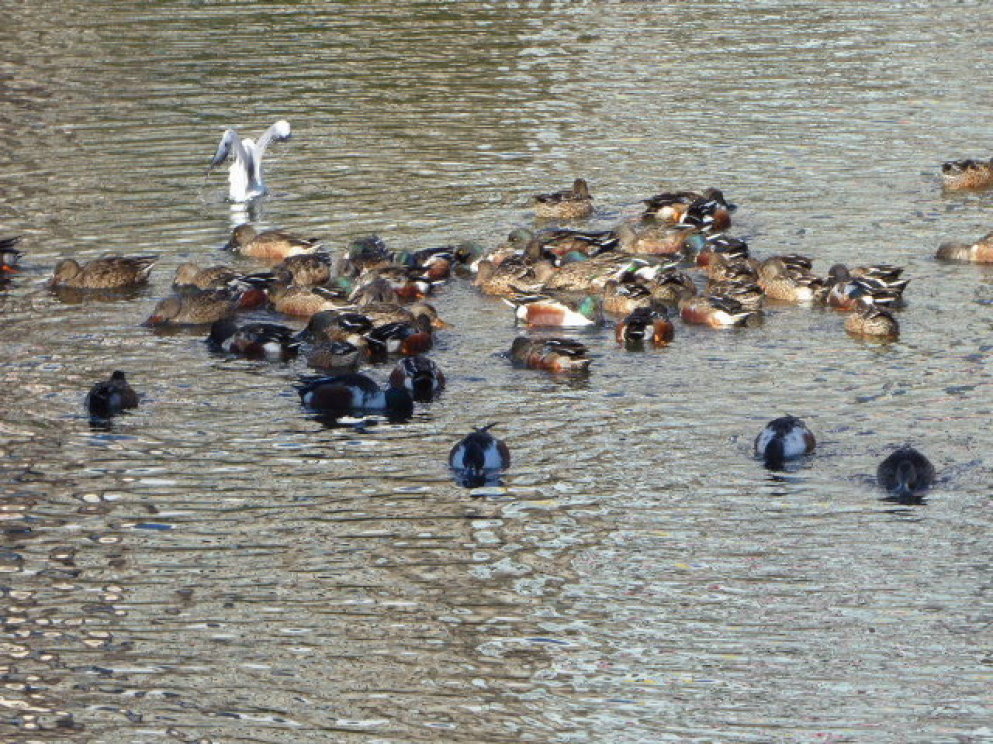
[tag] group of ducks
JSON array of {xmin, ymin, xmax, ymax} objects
[
  {"xmin": 466, "ymin": 180, "xmax": 912, "ymax": 360},
  {"xmin": 7, "ymin": 120, "xmax": 506, "ymax": 487},
  {"xmin": 43, "ymin": 225, "xmax": 502, "ymax": 483},
  {"xmin": 7, "ymin": 119, "xmax": 992, "ymax": 493}
]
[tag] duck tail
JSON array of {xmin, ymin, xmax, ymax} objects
[
  {"xmin": 411, "ymin": 372, "xmax": 436, "ymax": 400},
  {"xmin": 733, "ymin": 310, "xmax": 761, "ymax": 328},
  {"xmin": 763, "ymin": 437, "xmax": 786, "ymax": 470},
  {"xmin": 892, "ymin": 481, "xmax": 914, "ymax": 502},
  {"xmin": 893, "ymin": 460, "xmax": 919, "ymax": 502}
]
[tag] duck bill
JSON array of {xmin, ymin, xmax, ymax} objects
[{"xmin": 142, "ymin": 315, "xmax": 164, "ymax": 327}]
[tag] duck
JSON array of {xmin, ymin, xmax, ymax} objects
[
  {"xmin": 844, "ymin": 263, "xmax": 905, "ymax": 283},
  {"xmin": 615, "ymin": 306, "xmax": 674, "ymax": 347},
  {"xmin": 531, "ymin": 252, "xmax": 635, "ymax": 293},
  {"xmin": 50, "ymin": 255, "xmax": 157, "ymax": 289},
  {"xmin": 144, "ymin": 289, "xmax": 242, "ymax": 326},
  {"xmin": 208, "ymin": 119, "xmax": 292, "ymax": 202},
  {"xmin": 172, "ymin": 262, "xmax": 272, "ymax": 293},
  {"xmin": 509, "ymin": 337, "xmax": 591, "ymax": 373},
  {"xmin": 524, "ymin": 228, "xmax": 619, "ymax": 261},
  {"xmin": 936, "ymin": 231, "xmax": 993, "ymax": 263},
  {"xmin": 821, "ymin": 264, "xmax": 909, "ymax": 309},
  {"xmin": 86, "ymin": 371, "xmax": 139, "ymax": 419},
  {"xmin": 361, "ymin": 301, "xmax": 449, "ymax": 330},
  {"xmin": 678, "ymin": 194, "xmax": 734, "ymax": 232},
  {"xmin": 296, "ymin": 373, "xmax": 414, "ymax": 418},
  {"xmin": 273, "ymin": 253, "xmax": 334, "ymax": 286},
  {"xmin": 347, "ymin": 276, "xmax": 401, "ymax": 306},
  {"xmin": 306, "ymin": 339, "xmax": 367, "ymax": 372},
  {"xmin": 702, "ymin": 258, "xmax": 748, "ymax": 287},
  {"xmin": 705, "ymin": 256, "xmax": 757, "ymax": 285},
  {"xmin": 754, "ymin": 416, "xmax": 816, "ymax": 470},
  {"xmin": 615, "ymin": 221, "xmax": 695, "ymax": 256},
  {"xmin": 706, "ymin": 279, "xmax": 764, "ymax": 311},
  {"xmin": 844, "ymin": 300, "xmax": 899, "ymax": 340},
  {"xmin": 299, "ymin": 310, "xmax": 375, "ymax": 344},
  {"xmin": 268, "ymin": 283, "xmax": 349, "ymax": 318},
  {"xmin": 388, "ymin": 355, "xmax": 446, "ymax": 401},
  {"xmin": 625, "ymin": 265, "xmax": 698, "ymax": 305},
  {"xmin": 757, "ymin": 256, "xmax": 823, "ymax": 303},
  {"xmin": 601, "ymin": 278, "xmax": 662, "ymax": 316},
  {"xmin": 504, "ymin": 293, "xmax": 603, "ymax": 327},
  {"xmin": 678, "ymin": 294, "xmax": 760, "ymax": 328},
  {"xmin": 823, "ymin": 275, "xmax": 907, "ymax": 310},
  {"xmin": 364, "ymin": 316, "xmax": 434, "ymax": 358},
  {"xmin": 450, "ymin": 241, "xmax": 487, "ymax": 269},
  {"xmin": 697, "ymin": 237, "xmax": 751, "ymax": 270},
  {"xmin": 352, "ymin": 266, "xmax": 434, "ymax": 303},
  {"xmin": 419, "ymin": 251, "xmax": 456, "ymax": 281},
  {"xmin": 474, "ymin": 255, "xmax": 543, "ymax": 297},
  {"xmin": 173, "ymin": 262, "xmax": 240, "ymax": 291},
  {"xmin": 345, "ymin": 235, "xmax": 393, "ymax": 271},
  {"xmin": 224, "ymin": 224, "xmax": 322, "ymax": 261},
  {"xmin": 1, "ymin": 236, "xmax": 23, "ymax": 276},
  {"xmin": 532, "ymin": 178, "xmax": 594, "ymax": 220},
  {"xmin": 470, "ymin": 228, "xmax": 535, "ymax": 273},
  {"xmin": 449, "ymin": 423, "xmax": 511, "ymax": 487},
  {"xmin": 940, "ymin": 157, "xmax": 993, "ymax": 191},
  {"xmin": 642, "ymin": 188, "xmax": 734, "ymax": 230},
  {"xmin": 390, "ymin": 247, "xmax": 456, "ymax": 281},
  {"xmin": 877, "ymin": 446, "xmax": 936, "ymax": 503},
  {"xmin": 207, "ymin": 319, "xmax": 300, "ymax": 361}
]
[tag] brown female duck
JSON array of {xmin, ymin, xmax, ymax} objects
[{"xmin": 51, "ymin": 255, "xmax": 157, "ymax": 289}]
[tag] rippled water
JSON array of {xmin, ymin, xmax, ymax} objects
[{"xmin": 3, "ymin": 2, "xmax": 993, "ymax": 742}]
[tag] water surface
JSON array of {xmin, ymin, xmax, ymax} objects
[{"xmin": 2, "ymin": 2, "xmax": 993, "ymax": 742}]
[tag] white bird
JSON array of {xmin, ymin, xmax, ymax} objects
[{"xmin": 208, "ymin": 119, "xmax": 292, "ymax": 203}]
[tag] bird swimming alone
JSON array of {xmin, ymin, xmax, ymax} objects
[
  {"xmin": 208, "ymin": 119, "xmax": 292, "ymax": 203},
  {"xmin": 50, "ymin": 255, "xmax": 157, "ymax": 290},
  {"xmin": 449, "ymin": 423, "xmax": 511, "ymax": 488},
  {"xmin": 876, "ymin": 446, "xmax": 935, "ymax": 503},
  {"xmin": 86, "ymin": 371, "xmax": 139, "ymax": 419},
  {"xmin": 754, "ymin": 415, "xmax": 816, "ymax": 470}
]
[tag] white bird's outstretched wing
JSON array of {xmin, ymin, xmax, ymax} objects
[
  {"xmin": 209, "ymin": 128, "xmax": 242, "ymax": 170},
  {"xmin": 255, "ymin": 120, "xmax": 292, "ymax": 160}
]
